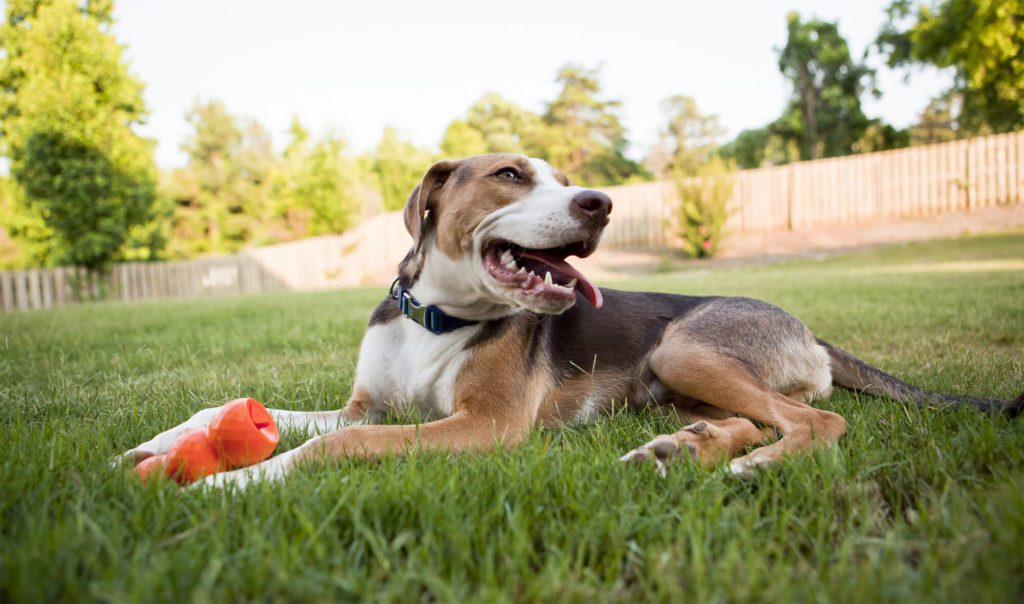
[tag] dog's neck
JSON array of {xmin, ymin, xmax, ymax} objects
[{"xmin": 399, "ymin": 244, "xmax": 518, "ymax": 323}]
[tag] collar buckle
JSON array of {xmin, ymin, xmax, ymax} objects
[{"xmin": 393, "ymin": 279, "xmax": 471, "ymax": 335}]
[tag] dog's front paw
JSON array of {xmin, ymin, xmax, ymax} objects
[
  {"xmin": 194, "ymin": 454, "xmax": 292, "ymax": 490},
  {"xmin": 111, "ymin": 447, "xmax": 158, "ymax": 469},
  {"xmin": 113, "ymin": 407, "xmax": 223, "ymax": 468},
  {"xmin": 195, "ymin": 468, "xmax": 255, "ymax": 490}
]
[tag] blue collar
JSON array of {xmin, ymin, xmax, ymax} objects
[{"xmin": 389, "ymin": 277, "xmax": 480, "ymax": 335}]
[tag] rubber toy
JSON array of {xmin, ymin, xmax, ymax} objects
[{"xmin": 134, "ymin": 397, "xmax": 279, "ymax": 484}]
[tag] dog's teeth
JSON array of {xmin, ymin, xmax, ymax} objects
[
  {"xmin": 567, "ymin": 278, "xmax": 577, "ymax": 288},
  {"xmin": 500, "ymin": 249, "xmax": 514, "ymax": 264},
  {"xmin": 504, "ymin": 258, "xmax": 517, "ymax": 270},
  {"xmin": 517, "ymin": 266, "xmax": 526, "ymax": 274},
  {"xmin": 544, "ymin": 271, "xmax": 553, "ymax": 285}
]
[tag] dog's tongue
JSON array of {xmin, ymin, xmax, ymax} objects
[{"xmin": 519, "ymin": 250, "xmax": 603, "ymax": 309}]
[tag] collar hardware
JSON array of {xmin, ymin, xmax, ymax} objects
[{"xmin": 389, "ymin": 277, "xmax": 479, "ymax": 335}]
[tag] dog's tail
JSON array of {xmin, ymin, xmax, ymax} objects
[{"xmin": 818, "ymin": 339, "xmax": 1022, "ymax": 417}]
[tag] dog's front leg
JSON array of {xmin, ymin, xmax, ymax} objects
[
  {"xmin": 118, "ymin": 394, "xmax": 371, "ymax": 464},
  {"xmin": 198, "ymin": 410, "xmax": 531, "ymax": 489}
]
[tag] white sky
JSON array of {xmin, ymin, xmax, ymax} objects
[{"xmin": 25, "ymin": 0, "xmax": 956, "ymax": 168}]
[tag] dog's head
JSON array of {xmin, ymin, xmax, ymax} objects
[{"xmin": 401, "ymin": 153, "xmax": 611, "ymax": 318}]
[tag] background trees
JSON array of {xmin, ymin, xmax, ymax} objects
[
  {"xmin": 0, "ymin": 2, "xmax": 1019, "ymax": 269},
  {"xmin": 165, "ymin": 99, "xmax": 271, "ymax": 256},
  {"xmin": 541, "ymin": 65, "xmax": 647, "ymax": 186},
  {"xmin": 439, "ymin": 67, "xmax": 649, "ymax": 188},
  {"xmin": 877, "ymin": 0, "xmax": 1023, "ymax": 135},
  {"xmin": 0, "ymin": 0, "xmax": 159, "ymax": 272},
  {"xmin": 775, "ymin": 12, "xmax": 877, "ymax": 161},
  {"xmin": 366, "ymin": 126, "xmax": 433, "ymax": 212},
  {"xmin": 273, "ymin": 118, "xmax": 363, "ymax": 238},
  {"xmin": 440, "ymin": 93, "xmax": 546, "ymax": 158},
  {"xmin": 647, "ymin": 95, "xmax": 726, "ymax": 179},
  {"xmin": 723, "ymin": 12, "xmax": 890, "ymax": 168}
]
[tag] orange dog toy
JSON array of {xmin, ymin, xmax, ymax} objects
[{"xmin": 135, "ymin": 397, "xmax": 280, "ymax": 484}]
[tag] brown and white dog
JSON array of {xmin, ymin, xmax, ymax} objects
[{"xmin": 121, "ymin": 153, "xmax": 1023, "ymax": 486}]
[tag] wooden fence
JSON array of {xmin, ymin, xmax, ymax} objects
[
  {"xmin": 0, "ymin": 212, "xmax": 409, "ymax": 312},
  {"xmin": 599, "ymin": 130, "xmax": 1024, "ymax": 248},
  {"xmin": 2, "ymin": 131, "xmax": 1022, "ymax": 312}
]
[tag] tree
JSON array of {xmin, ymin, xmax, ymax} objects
[
  {"xmin": 855, "ymin": 120, "xmax": 911, "ymax": 153},
  {"xmin": 368, "ymin": 126, "xmax": 434, "ymax": 212},
  {"xmin": 440, "ymin": 92, "xmax": 546, "ymax": 158},
  {"xmin": 0, "ymin": 175, "xmax": 56, "ymax": 269},
  {"xmin": 776, "ymin": 12, "xmax": 876, "ymax": 160},
  {"xmin": 273, "ymin": 116, "xmax": 362, "ymax": 238},
  {"xmin": 877, "ymin": 0, "xmax": 1023, "ymax": 134},
  {"xmin": 910, "ymin": 93, "xmax": 960, "ymax": 144},
  {"xmin": 170, "ymin": 99, "xmax": 274, "ymax": 256},
  {"xmin": 1, "ymin": 0, "xmax": 158, "ymax": 273},
  {"xmin": 719, "ymin": 127, "xmax": 802, "ymax": 169},
  {"xmin": 647, "ymin": 95, "xmax": 725, "ymax": 179},
  {"xmin": 541, "ymin": 64, "xmax": 648, "ymax": 186}
]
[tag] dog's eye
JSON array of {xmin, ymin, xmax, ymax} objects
[{"xmin": 495, "ymin": 168, "xmax": 521, "ymax": 181}]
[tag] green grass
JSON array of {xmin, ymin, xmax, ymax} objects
[{"xmin": 2, "ymin": 232, "xmax": 1023, "ymax": 603}]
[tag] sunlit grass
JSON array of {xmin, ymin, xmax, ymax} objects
[{"xmin": 2, "ymin": 232, "xmax": 1022, "ymax": 602}]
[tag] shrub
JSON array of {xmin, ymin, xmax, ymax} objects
[{"xmin": 674, "ymin": 156, "xmax": 735, "ymax": 258}]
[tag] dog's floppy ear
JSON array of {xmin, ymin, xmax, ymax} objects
[{"xmin": 404, "ymin": 159, "xmax": 461, "ymax": 253}]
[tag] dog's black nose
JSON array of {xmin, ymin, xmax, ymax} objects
[{"xmin": 571, "ymin": 190, "xmax": 613, "ymax": 223}]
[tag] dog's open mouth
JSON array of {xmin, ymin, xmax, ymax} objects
[{"xmin": 483, "ymin": 240, "xmax": 603, "ymax": 308}]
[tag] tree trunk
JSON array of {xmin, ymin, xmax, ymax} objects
[{"xmin": 799, "ymin": 65, "xmax": 820, "ymax": 160}]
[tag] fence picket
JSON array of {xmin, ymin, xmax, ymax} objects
[{"xmin": 1, "ymin": 271, "xmax": 13, "ymax": 312}]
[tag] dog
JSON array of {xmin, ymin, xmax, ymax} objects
[{"xmin": 121, "ymin": 153, "xmax": 1023, "ymax": 486}]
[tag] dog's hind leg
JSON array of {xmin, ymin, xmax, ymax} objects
[
  {"xmin": 638, "ymin": 336, "xmax": 847, "ymax": 475},
  {"xmin": 620, "ymin": 414, "xmax": 771, "ymax": 474}
]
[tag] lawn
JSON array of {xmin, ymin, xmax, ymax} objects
[{"xmin": 2, "ymin": 232, "xmax": 1022, "ymax": 603}]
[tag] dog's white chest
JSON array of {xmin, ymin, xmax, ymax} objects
[{"xmin": 353, "ymin": 318, "xmax": 477, "ymax": 418}]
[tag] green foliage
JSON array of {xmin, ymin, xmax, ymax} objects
[
  {"xmin": 721, "ymin": 12, "xmax": 911, "ymax": 169},
  {"xmin": 776, "ymin": 12, "xmax": 877, "ymax": 161},
  {"xmin": 541, "ymin": 64, "xmax": 648, "ymax": 186},
  {"xmin": 647, "ymin": 95, "xmax": 725, "ymax": 179},
  {"xmin": 0, "ymin": 176, "xmax": 58, "ymax": 269},
  {"xmin": 168, "ymin": 99, "xmax": 277, "ymax": 256},
  {"xmin": 272, "ymin": 117, "xmax": 363, "ymax": 238},
  {"xmin": 13, "ymin": 130, "xmax": 156, "ymax": 271},
  {"xmin": 674, "ymin": 156, "xmax": 735, "ymax": 258},
  {"xmin": 440, "ymin": 92, "xmax": 546, "ymax": 158},
  {"xmin": 1, "ymin": 0, "xmax": 158, "ymax": 272},
  {"xmin": 166, "ymin": 105, "xmax": 366, "ymax": 258},
  {"xmin": 438, "ymin": 74, "xmax": 652, "ymax": 188},
  {"xmin": 855, "ymin": 120, "xmax": 912, "ymax": 153},
  {"xmin": 368, "ymin": 126, "xmax": 434, "ymax": 212},
  {"xmin": 878, "ymin": 0, "xmax": 1024, "ymax": 134},
  {"xmin": 719, "ymin": 127, "xmax": 801, "ymax": 169},
  {"xmin": 910, "ymin": 93, "xmax": 961, "ymax": 144}
]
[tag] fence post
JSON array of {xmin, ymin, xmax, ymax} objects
[
  {"xmin": 0, "ymin": 271, "xmax": 13, "ymax": 312},
  {"xmin": 14, "ymin": 271, "xmax": 28, "ymax": 311},
  {"xmin": 27, "ymin": 269, "xmax": 41, "ymax": 310},
  {"xmin": 41, "ymin": 270, "xmax": 53, "ymax": 310}
]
